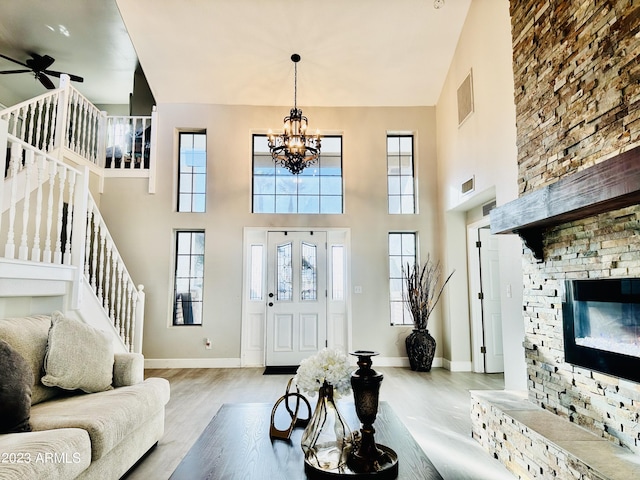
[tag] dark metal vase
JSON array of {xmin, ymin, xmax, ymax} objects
[
  {"xmin": 347, "ymin": 351, "xmax": 398, "ymax": 477},
  {"xmin": 405, "ymin": 329, "xmax": 436, "ymax": 372}
]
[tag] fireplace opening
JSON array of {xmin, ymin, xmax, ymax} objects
[{"xmin": 562, "ymin": 278, "xmax": 640, "ymax": 383}]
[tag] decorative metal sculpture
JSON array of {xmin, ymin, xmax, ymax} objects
[{"xmin": 270, "ymin": 378, "xmax": 311, "ymax": 440}]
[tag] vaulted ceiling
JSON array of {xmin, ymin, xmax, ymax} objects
[{"xmin": 0, "ymin": 0, "xmax": 471, "ymax": 108}]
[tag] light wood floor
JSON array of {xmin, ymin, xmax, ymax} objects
[{"xmin": 124, "ymin": 367, "xmax": 516, "ymax": 480}]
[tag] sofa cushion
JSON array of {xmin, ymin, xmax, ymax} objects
[
  {"xmin": 30, "ymin": 377, "xmax": 170, "ymax": 461},
  {"xmin": 41, "ymin": 312, "xmax": 114, "ymax": 393},
  {"xmin": 0, "ymin": 428, "xmax": 91, "ymax": 480},
  {"xmin": 0, "ymin": 339, "xmax": 34, "ymax": 433},
  {"xmin": 0, "ymin": 315, "xmax": 58, "ymax": 405}
]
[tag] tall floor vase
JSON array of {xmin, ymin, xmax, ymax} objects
[
  {"xmin": 301, "ymin": 381, "xmax": 352, "ymax": 471},
  {"xmin": 405, "ymin": 329, "xmax": 436, "ymax": 371}
]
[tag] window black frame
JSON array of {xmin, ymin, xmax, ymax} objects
[
  {"xmin": 177, "ymin": 131, "xmax": 207, "ymax": 213},
  {"xmin": 251, "ymin": 134, "xmax": 344, "ymax": 214},
  {"xmin": 387, "ymin": 134, "xmax": 415, "ymax": 215},
  {"xmin": 388, "ymin": 232, "xmax": 418, "ymax": 326},
  {"xmin": 172, "ymin": 230, "xmax": 205, "ymax": 326}
]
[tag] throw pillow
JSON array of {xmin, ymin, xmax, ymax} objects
[
  {"xmin": 0, "ymin": 339, "xmax": 34, "ymax": 433},
  {"xmin": 41, "ymin": 312, "xmax": 114, "ymax": 393}
]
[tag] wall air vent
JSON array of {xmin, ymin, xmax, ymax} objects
[
  {"xmin": 461, "ymin": 176, "xmax": 475, "ymax": 194},
  {"xmin": 457, "ymin": 70, "xmax": 474, "ymax": 126},
  {"xmin": 482, "ymin": 200, "xmax": 497, "ymax": 217}
]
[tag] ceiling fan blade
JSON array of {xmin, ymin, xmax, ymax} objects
[
  {"xmin": 37, "ymin": 73, "xmax": 56, "ymax": 90},
  {"xmin": 26, "ymin": 53, "xmax": 55, "ymax": 72},
  {"xmin": 0, "ymin": 69, "xmax": 31, "ymax": 74},
  {"xmin": 44, "ymin": 69, "xmax": 84, "ymax": 83},
  {"xmin": 0, "ymin": 53, "xmax": 29, "ymax": 69}
]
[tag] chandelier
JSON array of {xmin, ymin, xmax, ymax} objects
[{"xmin": 268, "ymin": 54, "xmax": 321, "ymax": 175}]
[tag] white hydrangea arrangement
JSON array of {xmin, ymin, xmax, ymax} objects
[{"xmin": 294, "ymin": 348, "xmax": 353, "ymax": 398}]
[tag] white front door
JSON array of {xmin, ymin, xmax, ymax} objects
[{"xmin": 266, "ymin": 231, "xmax": 327, "ymax": 366}]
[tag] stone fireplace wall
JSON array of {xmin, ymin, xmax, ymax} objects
[{"xmin": 510, "ymin": 0, "xmax": 640, "ymax": 453}]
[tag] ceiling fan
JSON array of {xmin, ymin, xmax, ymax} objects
[{"xmin": 0, "ymin": 52, "xmax": 84, "ymax": 89}]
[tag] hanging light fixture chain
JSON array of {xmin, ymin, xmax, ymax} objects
[{"xmin": 294, "ymin": 60, "xmax": 297, "ymax": 110}]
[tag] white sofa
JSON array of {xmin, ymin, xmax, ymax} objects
[{"xmin": 0, "ymin": 314, "xmax": 170, "ymax": 480}]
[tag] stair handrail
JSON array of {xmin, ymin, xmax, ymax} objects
[
  {"xmin": 0, "ymin": 88, "xmax": 63, "ymax": 160},
  {"xmin": 84, "ymin": 193, "xmax": 145, "ymax": 353}
]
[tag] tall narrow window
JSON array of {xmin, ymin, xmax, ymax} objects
[
  {"xmin": 389, "ymin": 232, "xmax": 417, "ymax": 325},
  {"xmin": 249, "ymin": 245, "xmax": 264, "ymax": 301},
  {"xmin": 387, "ymin": 135, "xmax": 415, "ymax": 214},
  {"xmin": 178, "ymin": 132, "xmax": 207, "ymax": 212},
  {"xmin": 331, "ymin": 245, "xmax": 345, "ymax": 300},
  {"xmin": 173, "ymin": 231, "xmax": 205, "ymax": 325},
  {"xmin": 277, "ymin": 243, "xmax": 293, "ymax": 301},
  {"xmin": 253, "ymin": 134, "xmax": 343, "ymax": 214},
  {"xmin": 301, "ymin": 242, "xmax": 318, "ymax": 300}
]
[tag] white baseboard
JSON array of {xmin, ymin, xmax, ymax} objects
[
  {"xmin": 144, "ymin": 358, "xmax": 242, "ymax": 369},
  {"xmin": 442, "ymin": 358, "xmax": 472, "ymax": 372},
  {"xmin": 144, "ymin": 356, "xmax": 450, "ymax": 370}
]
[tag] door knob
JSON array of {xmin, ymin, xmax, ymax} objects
[
  {"xmin": 268, "ymin": 302, "xmax": 274, "ymax": 307},
  {"xmin": 269, "ymin": 293, "xmax": 274, "ymax": 298}
]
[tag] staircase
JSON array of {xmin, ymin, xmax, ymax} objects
[{"xmin": 0, "ymin": 75, "xmax": 157, "ymax": 353}]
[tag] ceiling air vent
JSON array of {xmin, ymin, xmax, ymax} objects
[
  {"xmin": 461, "ymin": 176, "xmax": 474, "ymax": 194},
  {"xmin": 482, "ymin": 200, "xmax": 497, "ymax": 217},
  {"xmin": 457, "ymin": 70, "xmax": 474, "ymax": 126}
]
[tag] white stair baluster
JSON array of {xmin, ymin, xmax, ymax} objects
[
  {"xmin": 42, "ymin": 159, "xmax": 57, "ymax": 263},
  {"xmin": 90, "ymin": 206, "xmax": 99, "ymax": 288},
  {"xmin": 117, "ymin": 265, "xmax": 124, "ymax": 337},
  {"xmin": 31, "ymin": 154, "xmax": 47, "ymax": 262},
  {"xmin": 18, "ymin": 106, "xmax": 27, "ymax": 144},
  {"xmin": 43, "ymin": 96, "xmax": 52, "ymax": 152},
  {"xmin": 97, "ymin": 230, "xmax": 106, "ymax": 304},
  {"xmin": 53, "ymin": 166, "xmax": 66, "ymax": 264},
  {"xmin": 34, "ymin": 99, "xmax": 44, "ymax": 150},
  {"xmin": 48, "ymin": 95, "xmax": 59, "ymax": 152},
  {"xmin": 110, "ymin": 252, "xmax": 117, "ymax": 322},
  {"xmin": 63, "ymin": 170, "xmax": 76, "ymax": 265},
  {"xmin": 83, "ymin": 202, "xmax": 92, "ymax": 279},
  {"xmin": 103, "ymin": 242, "xmax": 112, "ymax": 313},
  {"xmin": 18, "ymin": 150, "xmax": 35, "ymax": 260}
]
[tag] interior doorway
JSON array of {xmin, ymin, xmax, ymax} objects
[{"xmin": 468, "ymin": 221, "xmax": 504, "ymax": 373}]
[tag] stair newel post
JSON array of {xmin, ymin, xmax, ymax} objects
[
  {"xmin": 18, "ymin": 149, "xmax": 35, "ymax": 261},
  {"xmin": 70, "ymin": 165, "xmax": 89, "ymax": 310},
  {"xmin": 4, "ymin": 142, "xmax": 22, "ymax": 259},
  {"xmin": 133, "ymin": 284, "xmax": 145, "ymax": 354},
  {"xmin": 0, "ymin": 118, "xmax": 7, "ymax": 235},
  {"xmin": 53, "ymin": 74, "xmax": 70, "ymax": 151}
]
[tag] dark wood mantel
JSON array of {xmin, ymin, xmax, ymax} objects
[{"xmin": 490, "ymin": 145, "xmax": 640, "ymax": 261}]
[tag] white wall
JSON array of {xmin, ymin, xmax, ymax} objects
[
  {"xmin": 98, "ymin": 104, "xmax": 444, "ymax": 365},
  {"xmin": 435, "ymin": 0, "xmax": 527, "ymax": 389}
]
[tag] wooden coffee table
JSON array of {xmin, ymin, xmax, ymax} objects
[{"xmin": 170, "ymin": 401, "xmax": 442, "ymax": 480}]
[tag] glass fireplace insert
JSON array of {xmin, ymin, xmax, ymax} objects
[{"xmin": 562, "ymin": 278, "xmax": 640, "ymax": 383}]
